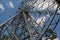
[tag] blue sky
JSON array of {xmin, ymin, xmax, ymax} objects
[
  {"xmin": 0, "ymin": 0, "xmax": 22, "ymax": 25},
  {"xmin": 0, "ymin": 0, "xmax": 60, "ymax": 39},
  {"xmin": 55, "ymin": 21, "xmax": 60, "ymax": 38}
]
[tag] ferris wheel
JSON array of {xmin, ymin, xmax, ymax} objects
[{"xmin": 0, "ymin": 0, "xmax": 60, "ymax": 40}]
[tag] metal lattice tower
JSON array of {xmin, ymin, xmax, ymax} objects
[{"xmin": 0, "ymin": 0, "xmax": 60, "ymax": 40}]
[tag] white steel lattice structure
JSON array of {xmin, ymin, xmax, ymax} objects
[{"xmin": 0, "ymin": 0, "xmax": 60, "ymax": 40}]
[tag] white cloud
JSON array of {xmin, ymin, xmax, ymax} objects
[
  {"xmin": 36, "ymin": 16, "xmax": 46, "ymax": 27},
  {"xmin": 7, "ymin": 1, "xmax": 14, "ymax": 8},
  {"xmin": 0, "ymin": 4, "xmax": 5, "ymax": 10},
  {"xmin": 36, "ymin": 14, "xmax": 50, "ymax": 27}
]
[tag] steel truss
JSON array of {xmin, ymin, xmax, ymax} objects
[{"xmin": 0, "ymin": 0, "xmax": 60, "ymax": 40}]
